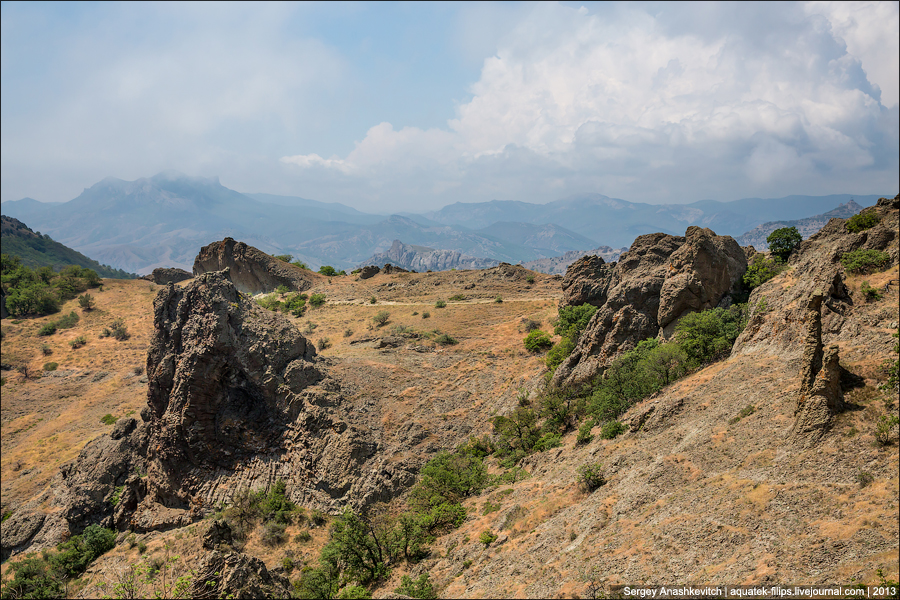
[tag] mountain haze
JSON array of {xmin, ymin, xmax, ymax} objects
[{"xmin": 1, "ymin": 172, "xmax": 884, "ymax": 275}]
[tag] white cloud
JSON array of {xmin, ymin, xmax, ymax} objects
[{"xmin": 278, "ymin": 2, "xmax": 898, "ymax": 209}]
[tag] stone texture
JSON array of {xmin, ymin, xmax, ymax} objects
[
  {"xmin": 203, "ymin": 519, "xmax": 234, "ymax": 550},
  {"xmin": 193, "ymin": 237, "xmax": 315, "ymax": 295},
  {"xmin": 141, "ymin": 267, "xmax": 193, "ymax": 285},
  {"xmin": 358, "ymin": 265, "xmax": 380, "ymax": 279},
  {"xmin": 552, "ymin": 227, "xmax": 747, "ymax": 387},
  {"xmin": 191, "ymin": 550, "xmax": 291, "ymax": 599}
]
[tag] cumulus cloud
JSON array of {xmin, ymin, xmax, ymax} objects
[{"xmin": 282, "ymin": 1, "xmax": 899, "ymax": 210}]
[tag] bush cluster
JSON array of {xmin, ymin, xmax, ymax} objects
[
  {"xmin": 845, "ymin": 211, "xmax": 880, "ymax": 233},
  {"xmin": 2, "ymin": 255, "xmax": 102, "ymax": 317},
  {"xmin": 0, "ymin": 525, "xmax": 115, "ymax": 599},
  {"xmin": 743, "ymin": 254, "xmax": 785, "ymax": 290},
  {"xmin": 257, "ymin": 292, "xmax": 308, "ymax": 317},
  {"xmin": 523, "ymin": 329, "xmax": 553, "ymax": 352},
  {"xmin": 841, "ymin": 249, "xmax": 890, "ymax": 274}
]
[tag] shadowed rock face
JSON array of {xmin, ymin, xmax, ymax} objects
[
  {"xmin": 141, "ymin": 267, "xmax": 193, "ymax": 285},
  {"xmin": 552, "ymin": 227, "xmax": 747, "ymax": 387},
  {"xmin": 193, "ymin": 237, "xmax": 314, "ymax": 295}
]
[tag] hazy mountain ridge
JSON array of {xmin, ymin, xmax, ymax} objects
[
  {"xmin": 736, "ymin": 200, "xmax": 865, "ymax": 249},
  {"xmin": 0, "ymin": 172, "xmax": 884, "ymax": 274}
]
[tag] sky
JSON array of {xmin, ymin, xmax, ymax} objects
[{"xmin": 1, "ymin": 1, "xmax": 898, "ymax": 213}]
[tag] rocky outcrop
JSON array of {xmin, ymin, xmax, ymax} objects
[
  {"xmin": 141, "ymin": 267, "xmax": 193, "ymax": 285},
  {"xmin": 191, "ymin": 550, "xmax": 291, "ymax": 599},
  {"xmin": 8, "ymin": 271, "xmax": 390, "ymax": 559},
  {"xmin": 733, "ymin": 196, "xmax": 899, "ymax": 357},
  {"xmin": 523, "ymin": 246, "xmax": 627, "ymax": 275},
  {"xmin": 791, "ymin": 293, "xmax": 844, "ymax": 445},
  {"xmin": 193, "ymin": 238, "xmax": 316, "ymax": 295},
  {"xmin": 382, "ymin": 263, "xmax": 409, "ymax": 274},
  {"xmin": 552, "ymin": 227, "xmax": 748, "ymax": 387},
  {"xmin": 358, "ymin": 265, "xmax": 380, "ymax": 279},
  {"xmin": 360, "ymin": 240, "xmax": 498, "ymax": 272}
]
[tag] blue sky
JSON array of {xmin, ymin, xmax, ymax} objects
[{"xmin": 1, "ymin": 1, "xmax": 897, "ymax": 212}]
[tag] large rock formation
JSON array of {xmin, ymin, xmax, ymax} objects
[
  {"xmin": 141, "ymin": 267, "xmax": 193, "ymax": 285},
  {"xmin": 733, "ymin": 195, "xmax": 899, "ymax": 357},
  {"xmin": 5, "ymin": 270, "xmax": 390, "ymax": 559},
  {"xmin": 553, "ymin": 227, "xmax": 748, "ymax": 387},
  {"xmin": 791, "ymin": 293, "xmax": 844, "ymax": 445},
  {"xmin": 191, "ymin": 550, "xmax": 291, "ymax": 599},
  {"xmin": 193, "ymin": 238, "xmax": 316, "ymax": 295},
  {"xmin": 360, "ymin": 239, "xmax": 499, "ymax": 272}
]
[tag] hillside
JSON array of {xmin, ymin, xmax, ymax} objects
[
  {"xmin": 0, "ymin": 215, "xmax": 135, "ymax": 279},
  {"xmin": 1, "ymin": 199, "xmax": 898, "ymax": 598}
]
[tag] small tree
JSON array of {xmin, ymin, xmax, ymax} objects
[
  {"xmin": 523, "ymin": 330, "xmax": 553, "ymax": 352},
  {"xmin": 373, "ymin": 311, "xmax": 390, "ymax": 326},
  {"xmin": 766, "ymin": 227, "xmax": 802, "ymax": 262},
  {"xmin": 318, "ymin": 265, "xmax": 338, "ymax": 276},
  {"xmin": 78, "ymin": 293, "xmax": 96, "ymax": 311}
]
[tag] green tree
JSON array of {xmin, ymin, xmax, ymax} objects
[
  {"xmin": 743, "ymin": 254, "xmax": 784, "ymax": 290},
  {"xmin": 674, "ymin": 305, "xmax": 745, "ymax": 364},
  {"xmin": 523, "ymin": 329, "xmax": 553, "ymax": 352},
  {"xmin": 322, "ymin": 510, "xmax": 390, "ymax": 584},
  {"xmin": 766, "ymin": 226, "xmax": 802, "ymax": 262},
  {"xmin": 318, "ymin": 265, "xmax": 339, "ymax": 276},
  {"xmin": 555, "ymin": 304, "xmax": 598, "ymax": 339}
]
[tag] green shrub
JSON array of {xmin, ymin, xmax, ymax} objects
[
  {"xmin": 874, "ymin": 415, "xmax": 899, "ymax": 446},
  {"xmin": 576, "ymin": 463, "xmax": 605, "ymax": 492},
  {"xmin": 494, "ymin": 295, "xmax": 503, "ymax": 303},
  {"xmin": 41, "ymin": 345, "xmax": 52, "ymax": 355},
  {"xmin": 275, "ymin": 284, "xmax": 290, "ymax": 295},
  {"xmin": 434, "ymin": 333, "xmax": 458, "ymax": 345},
  {"xmin": 337, "ymin": 585, "xmax": 372, "ymax": 599},
  {"xmin": 283, "ymin": 293, "xmax": 308, "ymax": 316},
  {"xmin": 101, "ymin": 414, "xmax": 117, "ymax": 425},
  {"xmin": 449, "ymin": 294, "xmax": 466, "ymax": 301},
  {"xmin": 555, "ymin": 304, "xmax": 598, "ymax": 339},
  {"xmin": 478, "ymin": 530, "xmax": 497, "ymax": 546},
  {"xmin": 0, "ymin": 553, "xmax": 64, "ymax": 599},
  {"xmin": 434, "ymin": 299, "xmax": 447, "ymax": 308},
  {"xmin": 78, "ymin": 293, "xmax": 95, "ymax": 310},
  {"xmin": 273, "ymin": 254, "xmax": 293, "ymax": 262},
  {"xmin": 599, "ymin": 421, "xmax": 626, "ymax": 439},
  {"xmin": 43, "ymin": 362, "xmax": 58, "ymax": 372},
  {"xmin": 318, "ymin": 265, "xmax": 338, "ymax": 276},
  {"xmin": 841, "ymin": 249, "xmax": 890, "ymax": 274},
  {"xmin": 317, "ymin": 337, "xmax": 332, "ymax": 350},
  {"xmin": 845, "ymin": 211, "xmax": 880, "ymax": 233},
  {"xmin": 526, "ymin": 275, "xmax": 535, "ymax": 284},
  {"xmin": 69, "ymin": 335, "xmax": 87, "ymax": 349},
  {"xmin": 545, "ymin": 336, "xmax": 576, "ymax": 373},
  {"xmin": 421, "ymin": 311, "xmax": 430, "ymax": 319},
  {"xmin": 860, "ymin": 281, "xmax": 882, "ymax": 302},
  {"xmin": 767, "ymin": 226, "xmax": 802, "ymax": 262},
  {"xmin": 38, "ymin": 322, "xmax": 57, "ymax": 336},
  {"xmin": 576, "ymin": 418, "xmax": 595, "ymax": 444},
  {"xmin": 309, "ymin": 293, "xmax": 326, "ymax": 307},
  {"xmin": 394, "ymin": 573, "xmax": 437, "ymax": 599},
  {"xmin": 56, "ymin": 311, "xmax": 79, "ymax": 329},
  {"xmin": 373, "ymin": 310, "xmax": 390, "ymax": 326},
  {"xmin": 523, "ymin": 330, "xmax": 553, "ymax": 352},
  {"xmin": 857, "ymin": 471, "xmax": 874, "ymax": 488},
  {"xmin": 109, "ymin": 485, "xmax": 124, "ymax": 506},
  {"xmin": 110, "ymin": 318, "xmax": 129, "ymax": 340},
  {"xmin": 521, "ymin": 318, "xmax": 541, "ymax": 332},
  {"xmin": 261, "ymin": 521, "xmax": 288, "ymax": 546},
  {"xmin": 409, "ymin": 450, "xmax": 487, "ymax": 511},
  {"xmin": 533, "ymin": 431, "xmax": 562, "ymax": 451},
  {"xmin": 295, "ymin": 530, "xmax": 312, "ymax": 543},
  {"xmin": 674, "ymin": 305, "xmax": 745, "ymax": 364},
  {"xmin": 743, "ymin": 254, "xmax": 784, "ymax": 290},
  {"xmin": 728, "ymin": 404, "xmax": 757, "ymax": 425},
  {"xmin": 369, "ymin": 296, "xmax": 377, "ymax": 304}
]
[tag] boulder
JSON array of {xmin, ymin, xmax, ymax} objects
[
  {"xmin": 191, "ymin": 550, "xmax": 291, "ymax": 599},
  {"xmin": 561, "ymin": 255, "xmax": 616, "ymax": 308},
  {"xmin": 203, "ymin": 519, "xmax": 234, "ymax": 550},
  {"xmin": 193, "ymin": 238, "xmax": 315, "ymax": 295},
  {"xmin": 358, "ymin": 265, "xmax": 380, "ymax": 279}
]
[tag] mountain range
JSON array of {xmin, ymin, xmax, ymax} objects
[{"xmin": 0, "ymin": 171, "xmax": 884, "ymax": 275}]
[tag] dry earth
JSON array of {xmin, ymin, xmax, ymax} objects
[{"xmin": 2, "ymin": 260, "xmax": 898, "ymax": 597}]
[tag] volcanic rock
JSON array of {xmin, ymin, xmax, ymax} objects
[
  {"xmin": 193, "ymin": 237, "xmax": 315, "ymax": 295},
  {"xmin": 553, "ymin": 227, "xmax": 747, "ymax": 387},
  {"xmin": 358, "ymin": 265, "xmax": 380, "ymax": 279},
  {"xmin": 141, "ymin": 267, "xmax": 193, "ymax": 285},
  {"xmin": 191, "ymin": 550, "xmax": 291, "ymax": 599}
]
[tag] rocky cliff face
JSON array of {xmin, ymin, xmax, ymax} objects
[
  {"xmin": 360, "ymin": 239, "xmax": 499, "ymax": 272},
  {"xmin": 193, "ymin": 237, "xmax": 316, "ymax": 295},
  {"xmin": 733, "ymin": 195, "xmax": 899, "ymax": 358},
  {"xmin": 4, "ymin": 270, "xmax": 394, "ymax": 558},
  {"xmin": 553, "ymin": 226, "xmax": 747, "ymax": 387}
]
